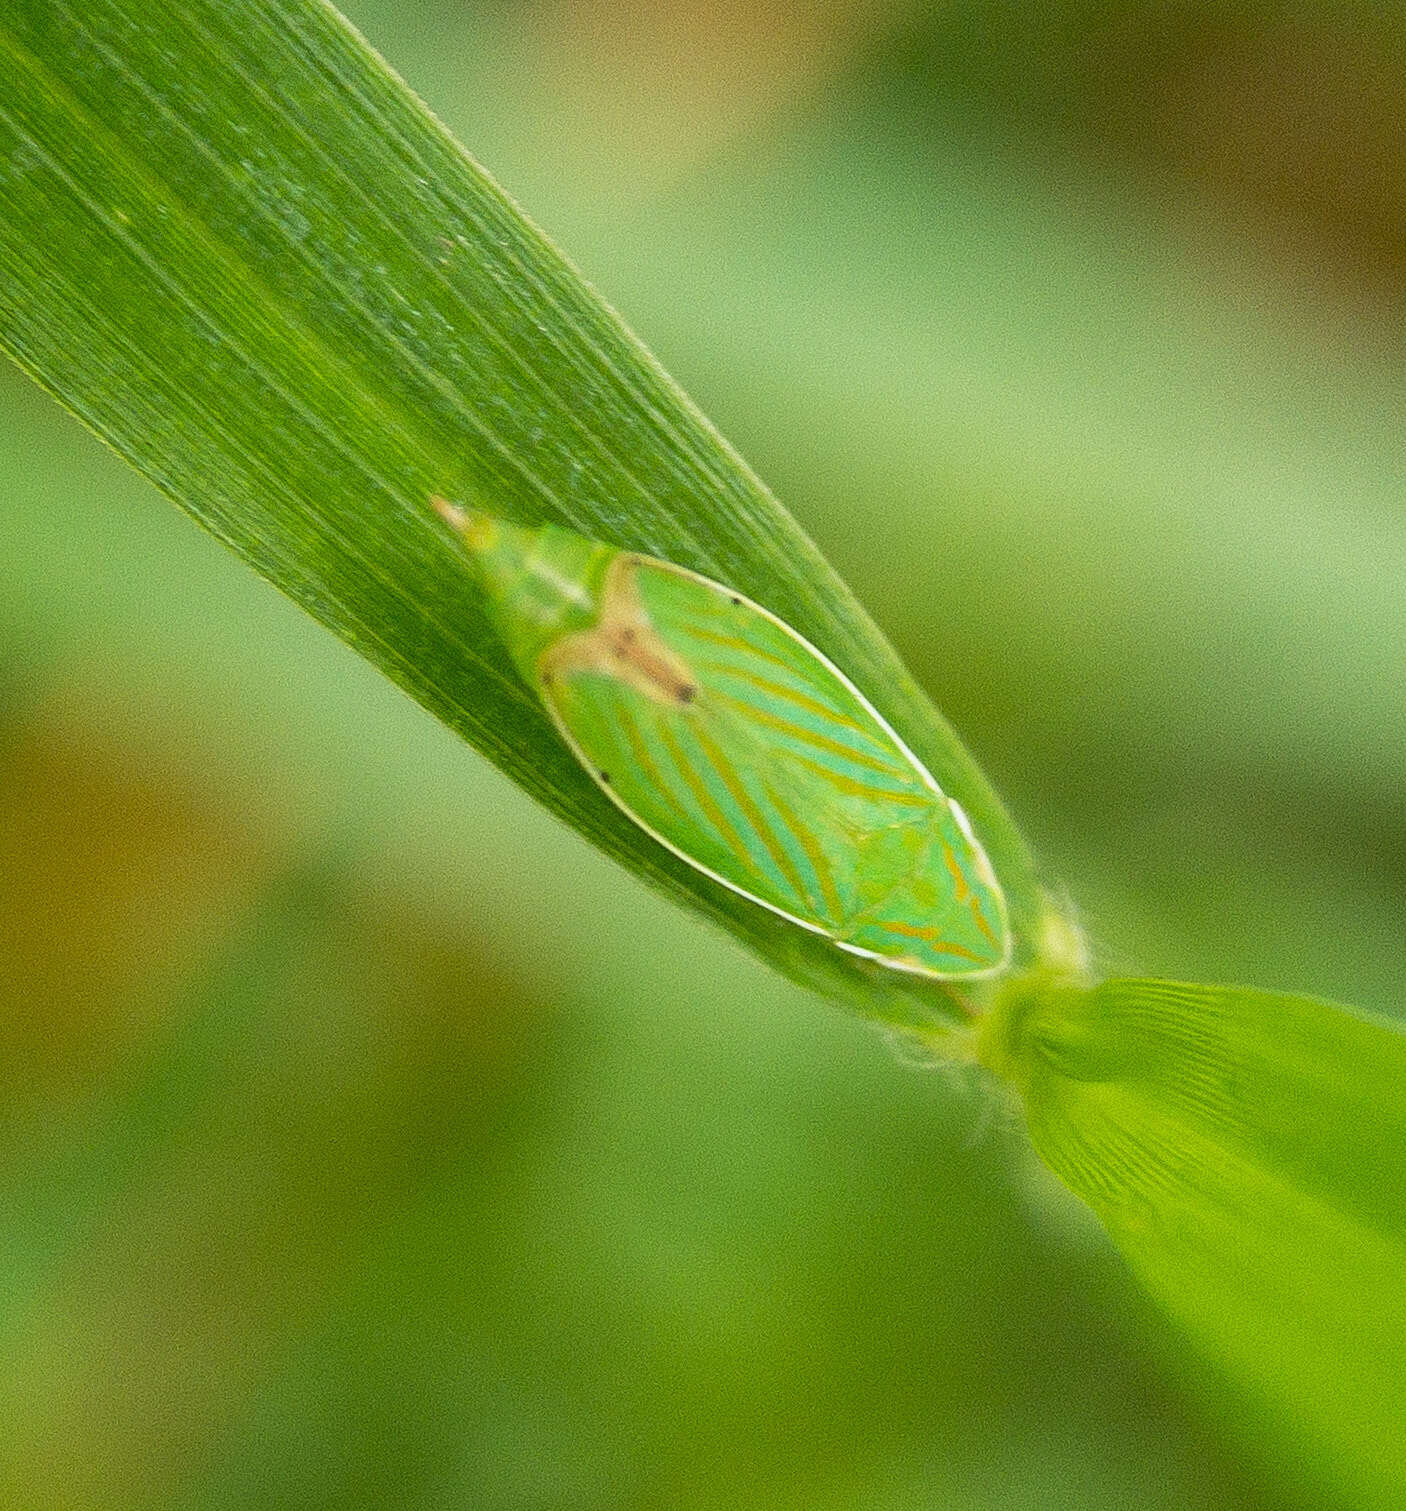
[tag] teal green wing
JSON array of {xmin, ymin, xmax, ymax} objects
[
  {"xmin": 540, "ymin": 557, "xmax": 1009, "ymax": 979},
  {"xmin": 543, "ymin": 643, "xmax": 848, "ymax": 937}
]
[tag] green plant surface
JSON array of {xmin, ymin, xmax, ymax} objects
[
  {"xmin": 0, "ymin": 0, "xmax": 1042, "ymax": 1031},
  {"xmin": 3, "ymin": 3, "xmax": 1406, "ymax": 1510},
  {"xmin": 983, "ymin": 975, "xmax": 1406, "ymax": 1511}
]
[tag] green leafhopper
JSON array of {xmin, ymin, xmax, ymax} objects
[{"xmin": 435, "ymin": 500, "xmax": 1010, "ymax": 982}]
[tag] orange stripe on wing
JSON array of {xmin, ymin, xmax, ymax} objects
[
  {"xmin": 788, "ymin": 753, "xmax": 930, "ymax": 808},
  {"xmin": 656, "ymin": 722, "xmax": 758, "ymax": 880},
  {"xmin": 711, "ymin": 694, "xmax": 909, "ymax": 778},
  {"xmin": 870, "ymin": 919, "xmax": 987, "ymax": 964},
  {"xmin": 687, "ymin": 656, "xmax": 867, "ymax": 734},
  {"xmin": 941, "ymin": 840, "xmax": 1000, "ymax": 948},
  {"xmin": 941, "ymin": 841, "xmax": 971, "ymax": 902},
  {"xmin": 691, "ymin": 722, "xmax": 813, "ymax": 914},
  {"xmin": 967, "ymin": 897, "xmax": 1000, "ymax": 949},
  {"xmin": 674, "ymin": 622, "xmax": 802, "ymax": 678},
  {"xmin": 764, "ymin": 780, "xmax": 844, "ymax": 924},
  {"xmin": 616, "ymin": 704, "xmax": 690, "ymax": 824}
]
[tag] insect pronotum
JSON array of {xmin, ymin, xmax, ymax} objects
[{"xmin": 435, "ymin": 499, "xmax": 1011, "ymax": 982}]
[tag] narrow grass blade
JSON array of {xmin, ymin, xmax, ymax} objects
[{"xmin": 0, "ymin": 0, "xmax": 1042, "ymax": 1025}]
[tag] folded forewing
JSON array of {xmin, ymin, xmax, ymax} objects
[
  {"xmin": 545, "ymin": 662, "xmax": 851, "ymax": 931},
  {"xmin": 541, "ymin": 557, "xmax": 1008, "ymax": 977},
  {"xmin": 635, "ymin": 562, "xmax": 941, "ymax": 825}
]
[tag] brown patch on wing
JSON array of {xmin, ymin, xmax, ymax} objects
[{"xmin": 540, "ymin": 556, "xmax": 699, "ymax": 708}]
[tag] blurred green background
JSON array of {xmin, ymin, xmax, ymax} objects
[{"xmin": 2, "ymin": 3, "xmax": 1403, "ymax": 1506}]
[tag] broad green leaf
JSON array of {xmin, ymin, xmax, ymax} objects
[
  {"xmin": 983, "ymin": 976, "xmax": 1406, "ymax": 1510},
  {"xmin": 0, "ymin": 0, "xmax": 1043, "ymax": 1029}
]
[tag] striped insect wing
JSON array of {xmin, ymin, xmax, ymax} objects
[{"xmin": 536, "ymin": 553, "xmax": 1010, "ymax": 981}]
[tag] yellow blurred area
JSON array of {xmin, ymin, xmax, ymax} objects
[
  {"xmin": 522, "ymin": 0, "xmax": 918, "ymax": 195},
  {"xmin": 0, "ymin": 686, "xmax": 277, "ymax": 1087}
]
